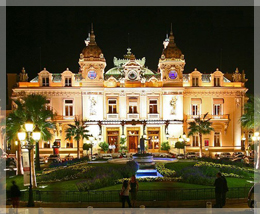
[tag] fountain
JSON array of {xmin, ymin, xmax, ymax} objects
[{"xmin": 133, "ymin": 153, "xmax": 163, "ymax": 178}]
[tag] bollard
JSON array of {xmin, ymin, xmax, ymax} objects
[
  {"xmin": 206, "ymin": 202, "xmax": 212, "ymax": 214},
  {"xmin": 9, "ymin": 207, "xmax": 14, "ymax": 214},
  {"xmin": 139, "ymin": 205, "xmax": 145, "ymax": 214},
  {"xmin": 206, "ymin": 202, "xmax": 212, "ymax": 208},
  {"xmin": 87, "ymin": 206, "xmax": 93, "ymax": 214},
  {"xmin": 39, "ymin": 207, "xmax": 44, "ymax": 214}
]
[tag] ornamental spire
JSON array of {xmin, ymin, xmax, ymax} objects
[
  {"xmin": 169, "ymin": 23, "xmax": 175, "ymax": 43},
  {"xmin": 90, "ymin": 23, "xmax": 96, "ymax": 44}
]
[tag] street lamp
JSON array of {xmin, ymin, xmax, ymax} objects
[
  {"xmin": 17, "ymin": 119, "xmax": 41, "ymax": 207},
  {"xmin": 252, "ymin": 132, "xmax": 260, "ymax": 169},
  {"xmin": 33, "ymin": 125, "xmax": 41, "ymax": 171},
  {"xmin": 89, "ymin": 135, "xmax": 94, "ymax": 159}
]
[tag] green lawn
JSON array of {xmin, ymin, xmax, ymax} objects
[{"xmin": 165, "ymin": 161, "xmax": 196, "ymax": 172}]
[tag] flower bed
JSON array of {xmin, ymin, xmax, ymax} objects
[{"xmin": 156, "ymin": 163, "xmax": 176, "ymax": 177}]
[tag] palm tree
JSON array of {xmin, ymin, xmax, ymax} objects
[
  {"xmin": 188, "ymin": 113, "xmax": 214, "ymax": 158},
  {"xmin": 65, "ymin": 118, "xmax": 90, "ymax": 159},
  {"xmin": 241, "ymin": 95, "xmax": 260, "ymax": 169},
  {"xmin": 6, "ymin": 94, "xmax": 55, "ymax": 186},
  {"xmin": 240, "ymin": 95, "xmax": 260, "ymax": 129}
]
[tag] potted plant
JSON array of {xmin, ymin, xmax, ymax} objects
[{"xmin": 99, "ymin": 141, "xmax": 109, "ymax": 153}]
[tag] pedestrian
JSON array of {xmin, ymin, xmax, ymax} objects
[
  {"xmin": 221, "ymin": 173, "xmax": 229, "ymax": 207},
  {"xmin": 129, "ymin": 175, "xmax": 139, "ymax": 207},
  {"xmin": 214, "ymin": 172, "xmax": 223, "ymax": 208},
  {"xmin": 120, "ymin": 180, "xmax": 132, "ymax": 208},
  {"xmin": 10, "ymin": 181, "xmax": 21, "ymax": 208}
]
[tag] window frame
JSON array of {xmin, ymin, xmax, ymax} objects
[
  {"xmin": 42, "ymin": 77, "xmax": 49, "ymax": 87},
  {"xmin": 64, "ymin": 99, "xmax": 74, "ymax": 117},
  {"xmin": 214, "ymin": 132, "xmax": 221, "ymax": 147},
  {"xmin": 108, "ymin": 99, "xmax": 117, "ymax": 114},
  {"xmin": 149, "ymin": 99, "xmax": 158, "ymax": 114},
  {"xmin": 192, "ymin": 77, "xmax": 199, "ymax": 87},
  {"xmin": 192, "ymin": 135, "xmax": 199, "ymax": 147}
]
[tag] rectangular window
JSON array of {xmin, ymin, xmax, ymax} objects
[
  {"xmin": 214, "ymin": 77, "xmax": 220, "ymax": 87},
  {"xmin": 42, "ymin": 77, "xmax": 49, "ymax": 86},
  {"xmin": 192, "ymin": 104, "xmax": 198, "ymax": 115},
  {"xmin": 66, "ymin": 142, "xmax": 73, "ymax": 148},
  {"xmin": 129, "ymin": 98, "xmax": 138, "ymax": 113},
  {"xmin": 149, "ymin": 100, "xmax": 158, "ymax": 114},
  {"xmin": 192, "ymin": 77, "xmax": 199, "ymax": 86},
  {"xmin": 192, "ymin": 136, "xmax": 199, "ymax": 147},
  {"xmin": 45, "ymin": 99, "xmax": 51, "ymax": 111},
  {"xmin": 214, "ymin": 132, "xmax": 220, "ymax": 147},
  {"xmin": 108, "ymin": 99, "xmax": 117, "ymax": 113},
  {"xmin": 64, "ymin": 100, "xmax": 73, "ymax": 116},
  {"xmin": 65, "ymin": 77, "xmax": 72, "ymax": 87},
  {"xmin": 43, "ymin": 142, "xmax": 50, "ymax": 148},
  {"xmin": 213, "ymin": 104, "xmax": 221, "ymax": 115}
]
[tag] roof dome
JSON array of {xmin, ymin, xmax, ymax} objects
[
  {"xmin": 81, "ymin": 25, "xmax": 105, "ymax": 61},
  {"xmin": 162, "ymin": 27, "xmax": 182, "ymax": 59}
]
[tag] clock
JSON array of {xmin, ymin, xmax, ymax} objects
[
  {"xmin": 128, "ymin": 70, "xmax": 138, "ymax": 80},
  {"xmin": 169, "ymin": 70, "xmax": 178, "ymax": 79},
  {"xmin": 88, "ymin": 70, "xmax": 97, "ymax": 80}
]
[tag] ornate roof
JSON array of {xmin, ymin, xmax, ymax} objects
[{"xmin": 81, "ymin": 24, "xmax": 105, "ymax": 61}]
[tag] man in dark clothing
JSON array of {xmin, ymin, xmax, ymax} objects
[
  {"xmin": 10, "ymin": 181, "xmax": 21, "ymax": 208},
  {"xmin": 214, "ymin": 172, "xmax": 224, "ymax": 208},
  {"xmin": 221, "ymin": 174, "xmax": 229, "ymax": 207}
]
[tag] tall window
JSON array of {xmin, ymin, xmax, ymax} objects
[
  {"xmin": 149, "ymin": 100, "xmax": 158, "ymax": 114},
  {"xmin": 42, "ymin": 77, "xmax": 49, "ymax": 86},
  {"xmin": 193, "ymin": 136, "xmax": 199, "ymax": 147},
  {"xmin": 192, "ymin": 104, "xmax": 198, "ymax": 115},
  {"xmin": 192, "ymin": 77, "xmax": 199, "ymax": 86},
  {"xmin": 214, "ymin": 77, "xmax": 220, "ymax": 87},
  {"xmin": 64, "ymin": 100, "xmax": 73, "ymax": 116},
  {"xmin": 129, "ymin": 98, "xmax": 138, "ymax": 114},
  {"xmin": 213, "ymin": 99, "xmax": 224, "ymax": 116},
  {"xmin": 43, "ymin": 142, "xmax": 50, "ymax": 148},
  {"xmin": 213, "ymin": 104, "xmax": 221, "ymax": 115},
  {"xmin": 108, "ymin": 99, "xmax": 117, "ymax": 113},
  {"xmin": 214, "ymin": 132, "xmax": 220, "ymax": 147},
  {"xmin": 66, "ymin": 141, "xmax": 73, "ymax": 148},
  {"xmin": 45, "ymin": 99, "xmax": 51, "ymax": 111},
  {"xmin": 65, "ymin": 77, "xmax": 72, "ymax": 87}
]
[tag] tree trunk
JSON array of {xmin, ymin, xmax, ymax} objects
[
  {"xmin": 199, "ymin": 133, "xmax": 202, "ymax": 158},
  {"xmin": 30, "ymin": 148, "xmax": 37, "ymax": 188},
  {"xmin": 77, "ymin": 140, "xmax": 80, "ymax": 159},
  {"xmin": 17, "ymin": 141, "xmax": 23, "ymax": 175}
]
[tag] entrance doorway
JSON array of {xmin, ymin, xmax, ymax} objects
[
  {"xmin": 107, "ymin": 130, "xmax": 119, "ymax": 153},
  {"xmin": 147, "ymin": 130, "xmax": 160, "ymax": 152},
  {"xmin": 127, "ymin": 130, "xmax": 139, "ymax": 153}
]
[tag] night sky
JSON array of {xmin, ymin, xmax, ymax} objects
[{"xmin": 7, "ymin": 7, "xmax": 254, "ymax": 92}]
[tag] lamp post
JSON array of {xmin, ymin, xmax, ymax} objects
[
  {"xmin": 33, "ymin": 126, "xmax": 41, "ymax": 171},
  {"xmin": 17, "ymin": 119, "xmax": 41, "ymax": 207},
  {"xmin": 252, "ymin": 132, "xmax": 260, "ymax": 169},
  {"xmin": 179, "ymin": 133, "xmax": 190, "ymax": 159},
  {"xmin": 89, "ymin": 135, "xmax": 94, "ymax": 159}
]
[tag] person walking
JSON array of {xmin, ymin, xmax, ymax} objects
[
  {"xmin": 129, "ymin": 175, "xmax": 139, "ymax": 207},
  {"xmin": 121, "ymin": 180, "xmax": 132, "ymax": 208},
  {"xmin": 10, "ymin": 181, "xmax": 21, "ymax": 209},
  {"xmin": 221, "ymin": 173, "xmax": 228, "ymax": 207},
  {"xmin": 214, "ymin": 172, "xmax": 223, "ymax": 208}
]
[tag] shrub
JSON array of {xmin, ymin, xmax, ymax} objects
[
  {"xmin": 178, "ymin": 167, "xmax": 215, "ymax": 186},
  {"xmin": 161, "ymin": 141, "xmax": 170, "ymax": 151},
  {"xmin": 99, "ymin": 141, "xmax": 109, "ymax": 152},
  {"xmin": 115, "ymin": 176, "xmax": 182, "ymax": 184}
]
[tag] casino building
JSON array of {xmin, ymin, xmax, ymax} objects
[{"xmin": 11, "ymin": 26, "xmax": 248, "ymax": 157}]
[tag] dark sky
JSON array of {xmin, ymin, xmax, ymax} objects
[{"xmin": 7, "ymin": 7, "xmax": 254, "ymax": 92}]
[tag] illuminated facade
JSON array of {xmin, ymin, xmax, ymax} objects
[{"xmin": 11, "ymin": 26, "xmax": 248, "ymax": 157}]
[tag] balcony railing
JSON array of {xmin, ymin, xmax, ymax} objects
[
  {"xmin": 54, "ymin": 115, "xmax": 77, "ymax": 121},
  {"xmin": 148, "ymin": 113, "xmax": 160, "ymax": 120},
  {"xmin": 127, "ymin": 113, "xmax": 139, "ymax": 119},
  {"xmin": 187, "ymin": 114, "xmax": 229, "ymax": 120},
  {"xmin": 107, "ymin": 113, "xmax": 119, "ymax": 120}
]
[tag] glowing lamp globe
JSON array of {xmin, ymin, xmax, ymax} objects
[
  {"xmin": 32, "ymin": 126, "xmax": 41, "ymax": 141},
  {"xmin": 17, "ymin": 129, "xmax": 26, "ymax": 141},
  {"xmin": 25, "ymin": 119, "xmax": 34, "ymax": 132}
]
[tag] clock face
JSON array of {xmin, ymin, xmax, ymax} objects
[
  {"xmin": 88, "ymin": 70, "xmax": 97, "ymax": 80},
  {"xmin": 128, "ymin": 70, "xmax": 138, "ymax": 80},
  {"xmin": 169, "ymin": 70, "xmax": 178, "ymax": 79}
]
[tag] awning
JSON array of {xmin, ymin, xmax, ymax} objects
[
  {"xmin": 191, "ymin": 98, "xmax": 202, "ymax": 104},
  {"xmin": 213, "ymin": 98, "xmax": 224, "ymax": 104}
]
